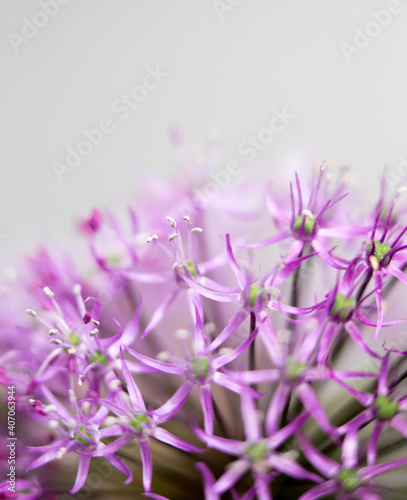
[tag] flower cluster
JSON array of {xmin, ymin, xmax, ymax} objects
[{"xmin": 2, "ymin": 147, "xmax": 407, "ymax": 499}]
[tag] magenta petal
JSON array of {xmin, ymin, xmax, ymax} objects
[
  {"xmin": 213, "ymin": 324, "xmax": 258, "ymax": 370},
  {"xmin": 241, "ymin": 390, "xmax": 261, "ymax": 442},
  {"xmin": 213, "ymin": 371, "xmax": 259, "ymax": 397},
  {"xmin": 120, "ymin": 347, "xmax": 147, "ymax": 411},
  {"xmin": 266, "ymin": 384, "xmax": 291, "ymax": 435},
  {"xmin": 377, "ymin": 353, "xmax": 390, "ymax": 396},
  {"xmin": 196, "ymin": 462, "xmax": 219, "ymax": 500},
  {"xmin": 214, "ymin": 460, "xmax": 250, "ymax": 495},
  {"xmin": 341, "ymin": 427, "xmax": 358, "ymax": 470},
  {"xmin": 193, "ymin": 426, "xmax": 244, "ymax": 455},
  {"xmin": 139, "ymin": 439, "xmax": 153, "ymax": 492},
  {"xmin": 285, "ymin": 239, "xmax": 304, "ymax": 264},
  {"xmin": 200, "ymin": 384, "xmax": 214, "ymax": 434},
  {"xmin": 367, "ymin": 421, "xmax": 384, "ymax": 466},
  {"xmin": 360, "ymin": 457, "xmax": 407, "ymax": 480},
  {"xmin": 387, "ymin": 263, "xmax": 407, "ymax": 286},
  {"xmin": 296, "ymin": 430, "xmax": 340, "ymax": 478},
  {"xmin": 225, "ymin": 234, "xmax": 247, "ymax": 290},
  {"xmin": 143, "ymin": 494, "xmax": 171, "ymax": 500},
  {"xmin": 181, "ymin": 273, "xmax": 241, "ymax": 303},
  {"xmin": 390, "ymin": 415, "xmax": 407, "ymax": 439},
  {"xmin": 267, "ymin": 412, "xmax": 309, "ymax": 450},
  {"xmin": 268, "ymin": 453, "xmax": 322, "ymax": 484},
  {"xmin": 154, "ymin": 381, "xmax": 193, "ymax": 423},
  {"xmin": 252, "ymin": 470, "xmax": 273, "ymax": 500},
  {"xmin": 243, "ymin": 230, "xmax": 291, "ymax": 250},
  {"xmin": 91, "ymin": 434, "xmax": 134, "ymax": 457},
  {"xmin": 258, "ymin": 314, "xmax": 283, "ymax": 367},
  {"xmin": 345, "ymin": 321, "xmax": 381, "ymax": 360},
  {"xmin": 209, "ymin": 310, "xmax": 248, "ymax": 351},
  {"xmin": 105, "ymin": 453, "xmax": 133, "ymax": 484},
  {"xmin": 373, "ymin": 271, "xmax": 384, "ymax": 340},
  {"xmin": 125, "ymin": 345, "xmax": 185, "ymax": 375},
  {"xmin": 296, "ymin": 384, "xmax": 336, "ymax": 439},
  {"xmin": 311, "ymin": 239, "xmax": 345, "ymax": 270},
  {"xmin": 142, "ymin": 289, "xmax": 180, "ymax": 337},
  {"xmin": 70, "ymin": 455, "xmax": 91, "ymax": 494},
  {"xmin": 153, "ymin": 427, "xmax": 203, "ymax": 452},
  {"xmin": 297, "ymin": 480, "xmax": 338, "ymax": 500},
  {"xmin": 26, "ymin": 448, "xmax": 60, "ymax": 472}
]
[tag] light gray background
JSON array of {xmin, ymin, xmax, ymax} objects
[{"xmin": 1, "ymin": 0, "xmax": 407, "ymax": 264}]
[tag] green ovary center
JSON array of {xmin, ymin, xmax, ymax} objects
[
  {"xmin": 374, "ymin": 395, "xmax": 399, "ymax": 420},
  {"xmin": 90, "ymin": 350, "xmax": 109, "ymax": 365},
  {"xmin": 179, "ymin": 260, "xmax": 197, "ymax": 278},
  {"xmin": 67, "ymin": 332, "xmax": 80, "ymax": 346},
  {"xmin": 74, "ymin": 425, "xmax": 96, "ymax": 446},
  {"xmin": 130, "ymin": 413, "xmax": 151, "ymax": 433},
  {"xmin": 338, "ymin": 469, "xmax": 361, "ymax": 492},
  {"xmin": 245, "ymin": 442, "xmax": 268, "ymax": 463},
  {"xmin": 293, "ymin": 214, "xmax": 316, "ymax": 235},
  {"xmin": 286, "ymin": 356, "xmax": 306, "ymax": 381},
  {"xmin": 247, "ymin": 285, "xmax": 268, "ymax": 307},
  {"xmin": 367, "ymin": 241, "xmax": 391, "ymax": 265},
  {"xmin": 330, "ymin": 293, "xmax": 356, "ymax": 321},
  {"xmin": 190, "ymin": 356, "xmax": 210, "ymax": 380}
]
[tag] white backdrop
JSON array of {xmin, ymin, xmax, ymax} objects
[{"xmin": 1, "ymin": 0, "xmax": 407, "ymax": 264}]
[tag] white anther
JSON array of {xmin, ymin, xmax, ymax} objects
[
  {"xmin": 67, "ymin": 348, "xmax": 77, "ymax": 355},
  {"xmin": 319, "ymin": 160, "xmax": 326, "ymax": 172},
  {"xmin": 29, "ymin": 399, "xmax": 36, "ymax": 405},
  {"xmin": 78, "ymin": 377, "xmax": 83, "ymax": 386},
  {"xmin": 109, "ymin": 379, "xmax": 122, "ymax": 392},
  {"xmin": 56, "ymin": 447, "xmax": 68, "ymax": 460},
  {"xmin": 174, "ymin": 328, "xmax": 189, "ymax": 340},
  {"xmin": 173, "ymin": 262, "xmax": 180, "ymax": 270},
  {"xmin": 103, "ymin": 416, "xmax": 119, "ymax": 427},
  {"xmin": 191, "ymin": 227, "xmax": 203, "ymax": 233},
  {"xmin": 81, "ymin": 401, "xmax": 91, "ymax": 415},
  {"xmin": 43, "ymin": 286, "xmax": 54, "ymax": 298},
  {"xmin": 183, "ymin": 215, "xmax": 192, "ymax": 226},
  {"xmin": 48, "ymin": 328, "xmax": 59, "ymax": 336},
  {"xmin": 90, "ymin": 328, "xmax": 99, "ymax": 337},
  {"xmin": 69, "ymin": 389, "xmax": 76, "ymax": 404},
  {"xmin": 72, "ymin": 284, "xmax": 82, "ymax": 295},
  {"xmin": 204, "ymin": 322, "xmax": 216, "ymax": 335},
  {"xmin": 49, "ymin": 339, "xmax": 62, "ymax": 345},
  {"xmin": 168, "ymin": 232, "xmax": 178, "ymax": 241},
  {"xmin": 49, "ymin": 420, "xmax": 59, "ymax": 429},
  {"xmin": 369, "ymin": 255, "xmax": 380, "ymax": 272},
  {"xmin": 44, "ymin": 404, "xmax": 57, "ymax": 414},
  {"xmin": 218, "ymin": 347, "xmax": 233, "ymax": 356},
  {"xmin": 91, "ymin": 319, "xmax": 100, "ymax": 326},
  {"xmin": 166, "ymin": 216, "xmax": 177, "ymax": 228},
  {"xmin": 283, "ymin": 450, "xmax": 300, "ymax": 461},
  {"xmin": 147, "ymin": 234, "xmax": 158, "ymax": 243},
  {"xmin": 26, "ymin": 308, "xmax": 37, "ymax": 317},
  {"xmin": 157, "ymin": 350, "xmax": 170, "ymax": 361},
  {"xmin": 301, "ymin": 209, "xmax": 315, "ymax": 219}
]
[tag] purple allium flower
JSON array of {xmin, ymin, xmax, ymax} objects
[{"xmin": 4, "ymin": 153, "xmax": 407, "ymax": 499}]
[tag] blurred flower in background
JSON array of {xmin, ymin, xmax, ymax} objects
[{"xmin": 2, "ymin": 135, "xmax": 407, "ymax": 500}]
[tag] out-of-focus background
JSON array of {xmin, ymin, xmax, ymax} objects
[{"xmin": 1, "ymin": 0, "xmax": 407, "ymax": 263}]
